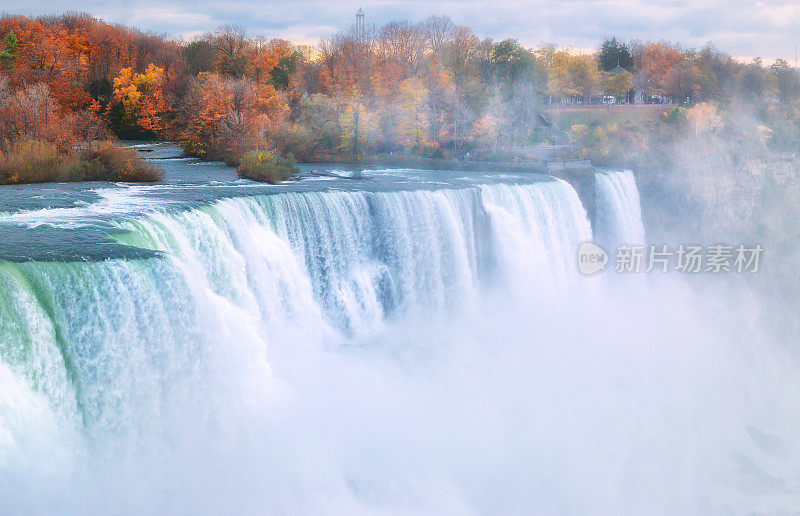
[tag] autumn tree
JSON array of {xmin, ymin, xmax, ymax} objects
[
  {"xmin": 604, "ymin": 70, "xmax": 633, "ymax": 99},
  {"xmin": 665, "ymin": 59, "xmax": 701, "ymax": 102},
  {"xmin": 0, "ymin": 82, "xmax": 77, "ymax": 148},
  {"xmin": 395, "ymin": 77, "xmax": 431, "ymax": 151},
  {"xmin": 686, "ymin": 102, "xmax": 721, "ymax": 136},
  {"xmin": 181, "ymin": 72, "xmax": 287, "ymax": 162},
  {"xmin": 268, "ymin": 93, "xmax": 341, "ymax": 160},
  {"xmin": 270, "ymin": 51, "xmax": 301, "ymax": 90},
  {"xmin": 107, "ymin": 63, "xmax": 170, "ymax": 138},
  {"xmin": 250, "ymin": 39, "xmax": 285, "ymax": 77},
  {"xmin": 4, "ymin": 11, "xmax": 799, "ymax": 166},
  {"xmin": 248, "ymin": 38, "xmax": 301, "ymax": 91},
  {"xmin": 339, "ymin": 99, "xmax": 370, "ymax": 157},
  {"xmin": 637, "ymin": 42, "xmax": 684, "ymax": 97}
]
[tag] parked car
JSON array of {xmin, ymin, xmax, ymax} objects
[{"xmin": 646, "ymin": 94, "xmax": 670, "ymax": 104}]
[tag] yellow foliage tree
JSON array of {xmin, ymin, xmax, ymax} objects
[
  {"xmin": 604, "ymin": 70, "xmax": 633, "ymax": 97},
  {"xmin": 686, "ymin": 102, "xmax": 722, "ymax": 135},
  {"xmin": 548, "ymin": 51, "xmax": 601, "ymax": 100},
  {"xmin": 339, "ymin": 100, "xmax": 369, "ymax": 157},
  {"xmin": 111, "ymin": 64, "xmax": 168, "ymax": 135},
  {"xmin": 396, "ymin": 77, "xmax": 430, "ymax": 150}
]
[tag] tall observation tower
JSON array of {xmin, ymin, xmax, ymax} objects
[
  {"xmin": 356, "ymin": 8, "xmax": 365, "ymax": 41},
  {"xmin": 353, "ymin": 7, "xmax": 366, "ymax": 158}
]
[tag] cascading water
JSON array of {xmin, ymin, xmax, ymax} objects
[
  {"xmin": 594, "ymin": 169, "xmax": 646, "ymax": 249},
  {"xmin": 1, "ymin": 170, "xmax": 799, "ymax": 513},
  {"xmin": 0, "ymin": 180, "xmax": 588, "ymax": 468}
]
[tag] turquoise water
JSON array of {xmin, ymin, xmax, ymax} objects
[{"xmin": 0, "ymin": 143, "xmax": 552, "ymax": 262}]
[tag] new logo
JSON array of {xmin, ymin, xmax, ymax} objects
[{"xmin": 578, "ymin": 242, "xmax": 608, "ymax": 275}]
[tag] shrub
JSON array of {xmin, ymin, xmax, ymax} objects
[
  {"xmin": 0, "ymin": 139, "xmax": 80, "ymax": 184},
  {"xmin": 78, "ymin": 142, "xmax": 163, "ymax": 182},
  {"xmin": 238, "ymin": 150, "xmax": 299, "ymax": 183},
  {"xmin": 0, "ymin": 139, "xmax": 162, "ymax": 184}
]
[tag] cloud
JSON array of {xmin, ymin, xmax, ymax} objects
[
  {"xmin": 128, "ymin": 6, "xmax": 213, "ymax": 29},
  {"xmin": 0, "ymin": 0, "xmax": 797, "ymax": 60}
]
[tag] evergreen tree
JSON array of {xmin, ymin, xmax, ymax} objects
[
  {"xmin": 599, "ymin": 37, "xmax": 633, "ymax": 72},
  {"xmin": 0, "ymin": 31, "xmax": 18, "ymax": 70}
]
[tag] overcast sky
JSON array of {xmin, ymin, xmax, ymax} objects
[{"xmin": 2, "ymin": 0, "xmax": 799, "ymax": 62}]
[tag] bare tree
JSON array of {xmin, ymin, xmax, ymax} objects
[{"xmin": 213, "ymin": 25, "xmax": 249, "ymax": 77}]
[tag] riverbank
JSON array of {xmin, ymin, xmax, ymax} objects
[
  {"xmin": 298, "ymin": 152, "xmax": 567, "ymax": 173},
  {"xmin": 152, "ymin": 140, "xmax": 566, "ymax": 177}
]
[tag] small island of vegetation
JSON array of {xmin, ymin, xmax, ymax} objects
[{"xmin": 237, "ymin": 150, "xmax": 299, "ymax": 183}]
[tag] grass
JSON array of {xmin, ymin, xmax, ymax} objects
[
  {"xmin": 0, "ymin": 140, "xmax": 81, "ymax": 184},
  {"xmin": 0, "ymin": 140, "xmax": 163, "ymax": 184},
  {"xmin": 544, "ymin": 105, "xmax": 669, "ymax": 131},
  {"xmin": 238, "ymin": 150, "xmax": 299, "ymax": 183}
]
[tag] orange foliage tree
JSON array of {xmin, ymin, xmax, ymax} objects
[
  {"xmin": 107, "ymin": 63, "xmax": 170, "ymax": 137},
  {"xmin": 180, "ymin": 72, "xmax": 288, "ymax": 162}
]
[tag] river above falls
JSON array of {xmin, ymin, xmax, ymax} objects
[{"xmin": 0, "ymin": 142, "xmax": 553, "ymax": 261}]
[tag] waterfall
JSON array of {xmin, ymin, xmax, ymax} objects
[
  {"xmin": 594, "ymin": 169, "xmax": 646, "ymax": 250},
  {"xmin": 0, "ymin": 179, "xmax": 590, "ymax": 472},
  {"xmin": 3, "ymin": 172, "xmax": 797, "ymax": 513}
]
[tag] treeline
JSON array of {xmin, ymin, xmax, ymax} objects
[{"xmin": 0, "ymin": 12, "xmax": 799, "ymax": 174}]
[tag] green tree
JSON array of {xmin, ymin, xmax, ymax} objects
[
  {"xmin": 769, "ymin": 59, "xmax": 800, "ymax": 102},
  {"xmin": 492, "ymin": 39, "xmax": 535, "ymax": 83},
  {"xmin": 269, "ymin": 51, "xmax": 301, "ymax": 89},
  {"xmin": 0, "ymin": 31, "xmax": 18, "ymax": 70},
  {"xmin": 183, "ymin": 40, "xmax": 216, "ymax": 77},
  {"xmin": 599, "ymin": 37, "xmax": 633, "ymax": 72}
]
